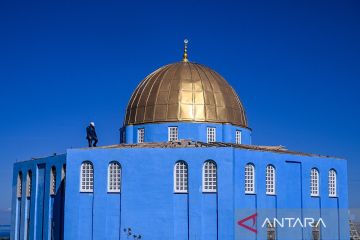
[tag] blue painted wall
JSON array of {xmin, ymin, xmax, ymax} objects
[
  {"xmin": 11, "ymin": 155, "xmax": 66, "ymax": 240},
  {"xmin": 11, "ymin": 146, "xmax": 349, "ymax": 240},
  {"xmin": 59, "ymin": 146, "xmax": 348, "ymax": 240},
  {"xmin": 122, "ymin": 122, "xmax": 252, "ymax": 145},
  {"xmin": 234, "ymin": 149, "xmax": 349, "ymax": 240}
]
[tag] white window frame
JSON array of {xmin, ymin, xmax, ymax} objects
[
  {"xmin": 168, "ymin": 127, "xmax": 178, "ymax": 141},
  {"xmin": 107, "ymin": 161, "xmax": 121, "ymax": 193},
  {"xmin": 50, "ymin": 166, "xmax": 56, "ymax": 196},
  {"xmin": 80, "ymin": 161, "xmax": 94, "ymax": 193},
  {"xmin": 310, "ymin": 168, "xmax": 319, "ymax": 197},
  {"xmin": 174, "ymin": 161, "xmax": 188, "ymax": 193},
  {"xmin": 328, "ymin": 169, "xmax": 337, "ymax": 197},
  {"xmin": 207, "ymin": 127, "xmax": 216, "ymax": 143},
  {"xmin": 26, "ymin": 171, "xmax": 32, "ymax": 198},
  {"xmin": 202, "ymin": 161, "xmax": 217, "ymax": 193},
  {"xmin": 137, "ymin": 128, "xmax": 145, "ymax": 143},
  {"xmin": 266, "ymin": 165, "xmax": 276, "ymax": 195},
  {"xmin": 17, "ymin": 172, "xmax": 22, "ymax": 198},
  {"xmin": 236, "ymin": 130, "xmax": 242, "ymax": 144},
  {"xmin": 245, "ymin": 163, "xmax": 255, "ymax": 194}
]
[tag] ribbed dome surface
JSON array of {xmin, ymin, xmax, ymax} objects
[{"xmin": 125, "ymin": 62, "xmax": 248, "ymax": 127}]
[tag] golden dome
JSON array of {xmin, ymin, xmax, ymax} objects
[{"xmin": 124, "ymin": 62, "xmax": 248, "ymax": 127}]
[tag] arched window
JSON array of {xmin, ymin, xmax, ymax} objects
[
  {"xmin": 137, "ymin": 128, "xmax": 145, "ymax": 143},
  {"xmin": 328, "ymin": 169, "xmax": 337, "ymax": 197},
  {"xmin": 61, "ymin": 164, "xmax": 66, "ymax": 193},
  {"xmin": 235, "ymin": 130, "xmax": 242, "ymax": 144},
  {"xmin": 26, "ymin": 170, "xmax": 32, "ymax": 198},
  {"xmin": 168, "ymin": 127, "xmax": 178, "ymax": 141},
  {"xmin": 266, "ymin": 165, "xmax": 276, "ymax": 195},
  {"xmin": 50, "ymin": 166, "xmax": 56, "ymax": 196},
  {"xmin": 108, "ymin": 162, "xmax": 121, "ymax": 193},
  {"xmin": 80, "ymin": 161, "xmax": 94, "ymax": 193},
  {"xmin": 310, "ymin": 168, "xmax": 319, "ymax": 196},
  {"xmin": 174, "ymin": 161, "xmax": 188, "ymax": 193},
  {"xmin": 267, "ymin": 223, "xmax": 276, "ymax": 240},
  {"xmin": 207, "ymin": 127, "xmax": 216, "ymax": 143},
  {"xmin": 202, "ymin": 161, "xmax": 217, "ymax": 193},
  {"xmin": 17, "ymin": 172, "xmax": 22, "ymax": 198},
  {"xmin": 245, "ymin": 163, "xmax": 255, "ymax": 194},
  {"xmin": 62, "ymin": 164, "xmax": 66, "ymax": 181},
  {"xmin": 312, "ymin": 226, "xmax": 320, "ymax": 240}
]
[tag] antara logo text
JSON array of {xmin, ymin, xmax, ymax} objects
[{"xmin": 237, "ymin": 213, "xmax": 326, "ymax": 234}]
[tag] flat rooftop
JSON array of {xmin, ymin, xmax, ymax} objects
[{"xmin": 77, "ymin": 140, "xmax": 342, "ymax": 160}]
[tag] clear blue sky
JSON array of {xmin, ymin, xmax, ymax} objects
[{"xmin": 0, "ymin": 0, "xmax": 359, "ymax": 224}]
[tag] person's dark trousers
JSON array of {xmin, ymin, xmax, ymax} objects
[{"xmin": 88, "ymin": 139, "xmax": 98, "ymax": 147}]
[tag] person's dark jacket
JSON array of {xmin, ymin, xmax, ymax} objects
[{"xmin": 86, "ymin": 125, "xmax": 97, "ymax": 140}]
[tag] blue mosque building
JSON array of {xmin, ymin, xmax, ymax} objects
[{"xmin": 11, "ymin": 42, "xmax": 349, "ymax": 240}]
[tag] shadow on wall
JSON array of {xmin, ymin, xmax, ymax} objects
[{"xmin": 51, "ymin": 179, "xmax": 65, "ymax": 240}]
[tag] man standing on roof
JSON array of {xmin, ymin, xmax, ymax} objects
[{"xmin": 86, "ymin": 122, "xmax": 98, "ymax": 147}]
